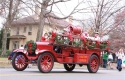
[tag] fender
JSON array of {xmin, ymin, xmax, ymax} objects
[
  {"xmin": 37, "ymin": 49, "xmax": 54, "ymax": 55},
  {"xmin": 8, "ymin": 49, "xmax": 25, "ymax": 60},
  {"xmin": 36, "ymin": 49, "xmax": 57, "ymax": 61}
]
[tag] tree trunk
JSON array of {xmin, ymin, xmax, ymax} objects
[
  {"xmin": 36, "ymin": 9, "xmax": 46, "ymax": 41},
  {"xmin": 36, "ymin": 0, "xmax": 51, "ymax": 41}
]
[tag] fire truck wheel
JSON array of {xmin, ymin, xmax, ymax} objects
[
  {"xmin": 38, "ymin": 53, "xmax": 54, "ymax": 73},
  {"xmin": 64, "ymin": 64, "xmax": 76, "ymax": 71},
  {"xmin": 87, "ymin": 55, "xmax": 99, "ymax": 73},
  {"xmin": 12, "ymin": 53, "xmax": 28, "ymax": 71}
]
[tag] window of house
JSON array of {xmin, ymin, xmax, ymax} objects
[
  {"xmin": 16, "ymin": 27, "xmax": 19, "ymax": 35},
  {"xmin": 29, "ymin": 26, "xmax": 32, "ymax": 32},
  {"xmin": 28, "ymin": 26, "xmax": 32, "ymax": 35},
  {"xmin": 23, "ymin": 27, "xmax": 26, "ymax": 33}
]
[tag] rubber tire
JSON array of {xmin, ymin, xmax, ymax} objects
[
  {"xmin": 87, "ymin": 55, "xmax": 99, "ymax": 73},
  {"xmin": 37, "ymin": 53, "xmax": 54, "ymax": 73},
  {"xmin": 12, "ymin": 53, "xmax": 28, "ymax": 71},
  {"xmin": 64, "ymin": 64, "xmax": 75, "ymax": 71}
]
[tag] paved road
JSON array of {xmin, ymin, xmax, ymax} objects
[{"xmin": 0, "ymin": 68, "xmax": 125, "ymax": 80}]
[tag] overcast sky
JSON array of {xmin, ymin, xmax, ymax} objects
[
  {"xmin": 51, "ymin": 0, "xmax": 92, "ymax": 19},
  {"xmin": 0, "ymin": 0, "xmax": 91, "ymax": 28}
]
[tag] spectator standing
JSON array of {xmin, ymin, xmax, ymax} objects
[
  {"xmin": 116, "ymin": 48, "xmax": 124, "ymax": 71},
  {"xmin": 108, "ymin": 52, "xmax": 113, "ymax": 62},
  {"xmin": 102, "ymin": 50, "xmax": 109, "ymax": 68}
]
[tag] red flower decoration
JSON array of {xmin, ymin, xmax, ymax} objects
[{"xmin": 106, "ymin": 41, "xmax": 110, "ymax": 46}]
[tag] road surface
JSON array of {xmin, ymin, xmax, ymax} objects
[{"xmin": 0, "ymin": 68, "xmax": 125, "ymax": 80}]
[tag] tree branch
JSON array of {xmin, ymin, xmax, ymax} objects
[
  {"xmin": 101, "ymin": 5, "xmax": 125, "ymax": 26},
  {"xmin": 48, "ymin": 0, "xmax": 71, "ymax": 6}
]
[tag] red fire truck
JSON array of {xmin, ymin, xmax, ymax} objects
[{"xmin": 9, "ymin": 25, "xmax": 109, "ymax": 73}]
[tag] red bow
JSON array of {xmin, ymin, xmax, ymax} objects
[{"xmin": 28, "ymin": 43, "xmax": 32, "ymax": 47}]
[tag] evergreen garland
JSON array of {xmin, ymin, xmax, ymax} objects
[
  {"xmin": 26, "ymin": 40, "xmax": 36, "ymax": 53},
  {"xmin": 55, "ymin": 35, "xmax": 66, "ymax": 44}
]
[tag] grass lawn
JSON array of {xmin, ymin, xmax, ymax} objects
[
  {"xmin": 0, "ymin": 57, "xmax": 8, "ymax": 61},
  {"xmin": 0, "ymin": 57, "xmax": 11, "ymax": 67}
]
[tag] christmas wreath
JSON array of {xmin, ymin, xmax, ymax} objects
[
  {"xmin": 26, "ymin": 40, "xmax": 36, "ymax": 54},
  {"xmin": 86, "ymin": 40, "xmax": 96, "ymax": 49},
  {"xmin": 73, "ymin": 40, "xmax": 82, "ymax": 47},
  {"xmin": 99, "ymin": 41, "xmax": 108, "ymax": 49}
]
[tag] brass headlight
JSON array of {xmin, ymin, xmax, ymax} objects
[
  {"xmin": 23, "ymin": 48, "xmax": 27, "ymax": 54},
  {"xmin": 35, "ymin": 49, "xmax": 39, "ymax": 54}
]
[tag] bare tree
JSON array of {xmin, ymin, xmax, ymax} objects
[
  {"xmin": 0, "ymin": 0, "xmax": 4, "ymax": 15},
  {"xmin": 1, "ymin": 0, "xmax": 21, "ymax": 56},
  {"xmin": 77, "ymin": 0, "xmax": 125, "ymax": 36},
  {"xmin": 109, "ymin": 9, "xmax": 125, "ymax": 51},
  {"xmin": 31, "ymin": 0, "xmax": 84, "ymax": 41}
]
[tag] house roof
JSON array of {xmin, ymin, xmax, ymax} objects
[
  {"xmin": 11, "ymin": 12, "xmax": 70, "ymax": 27},
  {"xmin": 7, "ymin": 35, "xmax": 26, "ymax": 39}
]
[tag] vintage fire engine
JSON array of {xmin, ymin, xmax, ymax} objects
[{"xmin": 10, "ymin": 24, "xmax": 109, "ymax": 73}]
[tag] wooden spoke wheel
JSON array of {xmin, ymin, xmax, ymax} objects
[
  {"xmin": 38, "ymin": 53, "xmax": 54, "ymax": 73},
  {"xmin": 12, "ymin": 53, "xmax": 28, "ymax": 71},
  {"xmin": 87, "ymin": 55, "xmax": 99, "ymax": 73},
  {"xmin": 64, "ymin": 64, "xmax": 75, "ymax": 71}
]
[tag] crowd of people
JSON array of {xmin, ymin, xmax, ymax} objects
[{"xmin": 102, "ymin": 48, "xmax": 125, "ymax": 71}]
